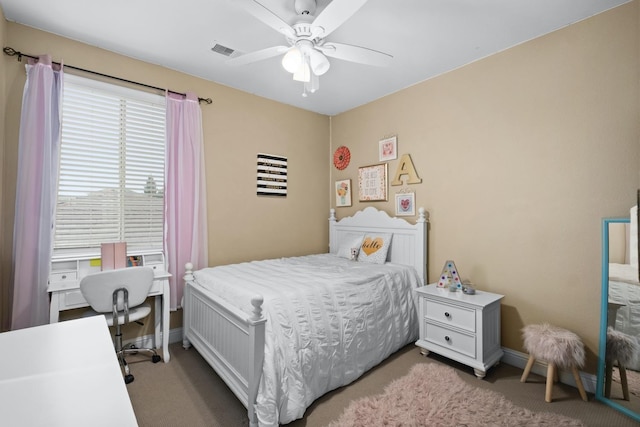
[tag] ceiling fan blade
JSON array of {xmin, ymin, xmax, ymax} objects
[
  {"xmin": 311, "ymin": 0, "xmax": 369, "ymax": 38},
  {"xmin": 319, "ymin": 43, "xmax": 392, "ymax": 67},
  {"xmin": 226, "ymin": 46, "xmax": 289, "ymax": 66},
  {"xmin": 233, "ymin": 0, "xmax": 296, "ymax": 38}
]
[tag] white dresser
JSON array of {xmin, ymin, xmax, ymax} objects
[{"xmin": 415, "ymin": 283, "xmax": 504, "ymax": 378}]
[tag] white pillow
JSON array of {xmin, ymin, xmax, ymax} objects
[
  {"xmin": 357, "ymin": 233, "xmax": 393, "ymax": 264},
  {"xmin": 336, "ymin": 234, "xmax": 365, "ymax": 260}
]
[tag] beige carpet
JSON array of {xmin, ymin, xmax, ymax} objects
[
  {"xmin": 126, "ymin": 343, "xmax": 640, "ymax": 427},
  {"xmin": 328, "ymin": 363, "xmax": 583, "ymax": 426}
]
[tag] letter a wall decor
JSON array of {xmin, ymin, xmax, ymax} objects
[{"xmin": 391, "ymin": 153, "xmax": 422, "ymax": 186}]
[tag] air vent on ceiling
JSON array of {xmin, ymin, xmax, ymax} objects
[{"xmin": 211, "ymin": 43, "xmax": 235, "ymax": 57}]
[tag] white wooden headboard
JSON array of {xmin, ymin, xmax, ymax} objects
[{"xmin": 329, "ymin": 207, "xmax": 428, "ymax": 284}]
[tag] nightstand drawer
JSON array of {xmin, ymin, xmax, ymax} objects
[
  {"xmin": 425, "ymin": 322, "xmax": 476, "ymax": 359},
  {"xmin": 425, "ymin": 299, "xmax": 475, "ymax": 333}
]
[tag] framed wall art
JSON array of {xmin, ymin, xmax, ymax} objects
[
  {"xmin": 379, "ymin": 136, "xmax": 397, "ymax": 162},
  {"xmin": 335, "ymin": 179, "xmax": 352, "ymax": 207},
  {"xmin": 395, "ymin": 192, "xmax": 415, "ymax": 216},
  {"xmin": 256, "ymin": 153, "xmax": 287, "ymax": 197},
  {"xmin": 358, "ymin": 164, "xmax": 388, "ymax": 202}
]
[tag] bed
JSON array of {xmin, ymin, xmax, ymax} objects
[
  {"xmin": 608, "ymin": 206, "xmax": 640, "ymax": 370},
  {"xmin": 182, "ymin": 206, "xmax": 427, "ymax": 427}
]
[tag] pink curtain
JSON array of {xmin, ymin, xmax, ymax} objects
[
  {"xmin": 11, "ymin": 56, "xmax": 63, "ymax": 330},
  {"xmin": 164, "ymin": 92, "xmax": 208, "ymax": 310}
]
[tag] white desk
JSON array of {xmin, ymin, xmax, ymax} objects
[
  {"xmin": 48, "ymin": 272, "xmax": 171, "ymax": 362},
  {"xmin": 0, "ymin": 317, "xmax": 138, "ymax": 426}
]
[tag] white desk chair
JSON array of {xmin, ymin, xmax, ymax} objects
[{"xmin": 79, "ymin": 266, "xmax": 161, "ymax": 384}]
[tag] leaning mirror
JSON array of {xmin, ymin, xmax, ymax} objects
[{"xmin": 597, "ymin": 214, "xmax": 640, "ymax": 422}]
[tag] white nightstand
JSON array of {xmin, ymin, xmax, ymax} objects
[{"xmin": 415, "ymin": 283, "xmax": 504, "ymax": 378}]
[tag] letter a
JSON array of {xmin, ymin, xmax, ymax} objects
[{"xmin": 391, "ymin": 154, "xmax": 422, "ymax": 186}]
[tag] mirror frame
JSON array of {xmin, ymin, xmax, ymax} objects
[{"xmin": 597, "ymin": 217, "xmax": 640, "ymax": 422}]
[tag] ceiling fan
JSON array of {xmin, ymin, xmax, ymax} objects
[{"xmin": 227, "ymin": 0, "xmax": 393, "ymax": 96}]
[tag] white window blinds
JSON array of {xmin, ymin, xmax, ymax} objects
[{"xmin": 53, "ymin": 75, "xmax": 166, "ymax": 258}]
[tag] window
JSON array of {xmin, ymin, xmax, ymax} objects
[{"xmin": 53, "ymin": 74, "xmax": 166, "ymax": 258}]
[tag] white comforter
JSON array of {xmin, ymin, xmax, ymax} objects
[{"xmin": 192, "ymin": 254, "xmax": 421, "ymax": 426}]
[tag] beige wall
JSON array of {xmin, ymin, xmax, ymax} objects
[
  {"xmin": 0, "ymin": 6, "xmax": 7, "ymax": 331},
  {"xmin": 331, "ymin": 2, "xmax": 640, "ymax": 371},
  {"xmin": 0, "ymin": 22, "xmax": 329, "ymax": 332}
]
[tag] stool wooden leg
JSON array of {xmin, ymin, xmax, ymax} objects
[
  {"xmin": 521, "ymin": 355, "xmax": 535, "ymax": 383},
  {"xmin": 545, "ymin": 363, "xmax": 555, "ymax": 403},
  {"xmin": 619, "ymin": 364, "xmax": 630, "ymax": 401},
  {"xmin": 605, "ymin": 360, "xmax": 613, "ymax": 398},
  {"xmin": 571, "ymin": 366, "xmax": 588, "ymax": 402}
]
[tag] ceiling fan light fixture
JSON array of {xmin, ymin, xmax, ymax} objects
[
  {"xmin": 309, "ymin": 49, "xmax": 330, "ymax": 76},
  {"xmin": 292, "ymin": 57, "xmax": 311, "ymax": 83},
  {"xmin": 282, "ymin": 47, "xmax": 302, "ymax": 73}
]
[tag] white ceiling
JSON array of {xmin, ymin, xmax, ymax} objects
[{"xmin": 0, "ymin": 0, "xmax": 630, "ymax": 116}]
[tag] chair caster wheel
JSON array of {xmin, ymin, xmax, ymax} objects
[
  {"xmin": 124, "ymin": 374, "xmax": 134, "ymax": 384},
  {"xmin": 152, "ymin": 355, "xmax": 161, "ymax": 363}
]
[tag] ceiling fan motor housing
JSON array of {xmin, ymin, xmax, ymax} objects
[{"xmin": 291, "ymin": 23, "xmax": 314, "ymax": 38}]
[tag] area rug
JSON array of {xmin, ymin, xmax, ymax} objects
[{"xmin": 328, "ymin": 363, "xmax": 584, "ymax": 427}]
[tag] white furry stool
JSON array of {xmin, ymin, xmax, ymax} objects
[
  {"xmin": 520, "ymin": 323, "xmax": 588, "ymax": 403},
  {"xmin": 605, "ymin": 327, "xmax": 639, "ymax": 401}
]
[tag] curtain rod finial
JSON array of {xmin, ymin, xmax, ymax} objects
[{"xmin": 3, "ymin": 46, "xmax": 23, "ymax": 61}]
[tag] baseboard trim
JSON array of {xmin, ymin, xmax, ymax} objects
[
  {"xmin": 501, "ymin": 347, "xmax": 597, "ymax": 394},
  {"xmin": 168, "ymin": 327, "xmax": 184, "ymax": 344},
  {"xmin": 123, "ymin": 327, "xmax": 184, "ymax": 350}
]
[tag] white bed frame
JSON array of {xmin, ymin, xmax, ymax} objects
[{"xmin": 182, "ymin": 207, "xmax": 427, "ymax": 427}]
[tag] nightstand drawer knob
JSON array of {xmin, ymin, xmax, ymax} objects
[
  {"xmin": 445, "ymin": 336, "xmax": 451, "ymax": 342},
  {"xmin": 444, "ymin": 312, "xmax": 450, "ymax": 318}
]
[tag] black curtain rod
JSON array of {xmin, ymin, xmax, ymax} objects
[{"xmin": 3, "ymin": 46, "xmax": 213, "ymax": 105}]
